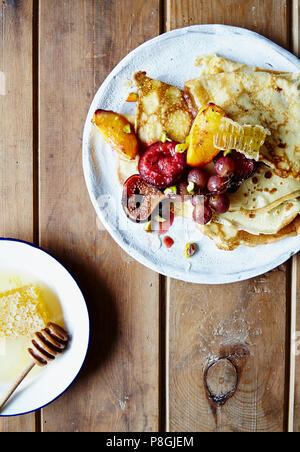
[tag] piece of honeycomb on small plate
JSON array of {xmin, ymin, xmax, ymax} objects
[{"xmin": 0, "ymin": 285, "xmax": 49, "ymax": 338}]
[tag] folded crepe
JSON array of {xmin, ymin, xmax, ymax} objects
[
  {"xmin": 173, "ymin": 197, "xmax": 300, "ymax": 250},
  {"xmin": 228, "ymin": 164, "xmax": 300, "ymax": 213},
  {"xmin": 184, "ymin": 55, "xmax": 300, "ymax": 249},
  {"xmin": 133, "ymin": 71, "xmax": 193, "ymax": 145},
  {"xmin": 198, "ymin": 215, "xmax": 300, "ymax": 251},
  {"xmin": 194, "ymin": 54, "xmax": 288, "ymax": 76},
  {"xmin": 185, "ymin": 70, "xmax": 300, "ymax": 180}
]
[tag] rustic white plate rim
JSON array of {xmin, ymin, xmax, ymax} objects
[{"xmin": 82, "ymin": 24, "xmax": 300, "ymax": 284}]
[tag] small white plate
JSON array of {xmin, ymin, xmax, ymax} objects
[
  {"xmin": 0, "ymin": 239, "xmax": 89, "ymax": 416},
  {"xmin": 82, "ymin": 24, "xmax": 300, "ymax": 284}
]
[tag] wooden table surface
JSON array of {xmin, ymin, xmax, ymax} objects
[{"xmin": 1, "ymin": 0, "xmax": 300, "ymax": 433}]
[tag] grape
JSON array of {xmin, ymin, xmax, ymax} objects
[
  {"xmin": 177, "ymin": 182, "xmax": 189, "ymax": 196},
  {"xmin": 191, "ymin": 194, "xmax": 208, "ymax": 207},
  {"xmin": 207, "ymin": 175, "xmax": 228, "ymax": 194},
  {"xmin": 187, "ymin": 168, "xmax": 209, "ymax": 192},
  {"xmin": 192, "ymin": 201, "xmax": 212, "ymax": 225},
  {"xmin": 209, "ymin": 194, "xmax": 230, "ymax": 214},
  {"xmin": 214, "ymin": 156, "xmax": 235, "ymax": 177},
  {"xmin": 230, "ymin": 150, "xmax": 257, "ymax": 180}
]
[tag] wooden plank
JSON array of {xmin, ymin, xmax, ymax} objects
[
  {"xmin": 0, "ymin": 0, "xmax": 36, "ymax": 432},
  {"xmin": 166, "ymin": 0, "xmax": 289, "ymax": 48},
  {"xmin": 289, "ymin": 0, "xmax": 300, "ymax": 433},
  {"xmin": 166, "ymin": 0, "xmax": 291, "ymax": 432},
  {"xmin": 0, "ymin": 0, "xmax": 35, "ymax": 241},
  {"xmin": 38, "ymin": 0, "xmax": 161, "ymax": 432},
  {"xmin": 294, "ymin": 254, "xmax": 300, "ymax": 431}
]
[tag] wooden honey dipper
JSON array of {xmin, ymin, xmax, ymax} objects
[{"xmin": 0, "ymin": 323, "xmax": 69, "ymax": 411}]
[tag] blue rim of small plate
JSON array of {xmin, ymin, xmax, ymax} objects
[
  {"xmin": 82, "ymin": 24, "xmax": 300, "ymax": 284},
  {"xmin": 0, "ymin": 237, "xmax": 90, "ymax": 417}
]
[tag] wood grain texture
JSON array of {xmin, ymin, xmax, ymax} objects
[
  {"xmin": 166, "ymin": 0, "xmax": 291, "ymax": 432},
  {"xmin": 294, "ymin": 254, "xmax": 300, "ymax": 431},
  {"xmin": 38, "ymin": 0, "xmax": 160, "ymax": 432},
  {"xmin": 290, "ymin": 0, "xmax": 300, "ymax": 433},
  {"xmin": 0, "ymin": 0, "xmax": 36, "ymax": 432},
  {"xmin": 166, "ymin": 0, "xmax": 290, "ymax": 48},
  {"xmin": 0, "ymin": 0, "xmax": 34, "ymax": 240},
  {"xmin": 1, "ymin": 0, "xmax": 298, "ymax": 432}
]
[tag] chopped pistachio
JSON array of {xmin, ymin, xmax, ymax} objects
[
  {"xmin": 154, "ymin": 215, "xmax": 166, "ymax": 223},
  {"xmin": 144, "ymin": 220, "xmax": 152, "ymax": 233},
  {"xmin": 164, "ymin": 186, "xmax": 177, "ymax": 195},
  {"xmin": 123, "ymin": 124, "xmax": 131, "ymax": 134},
  {"xmin": 184, "ymin": 242, "xmax": 197, "ymax": 258},
  {"xmin": 175, "ymin": 143, "xmax": 188, "ymax": 153},
  {"xmin": 224, "ymin": 149, "xmax": 232, "ymax": 156},
  {"xmin": 160, "ymin": 131, "xmax": 167, "ymax": 143},
  {"xmin": 187, "ymin": 181, "xmax": 195, "ymax": 194},
  {"xmin": 160, "ymin": 131, "xmax": 172, "ymax": 143}
]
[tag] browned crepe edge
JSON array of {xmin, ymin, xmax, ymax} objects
[{"xmin": 198, "ymin": 215, "xmax": 300, "ymax": 251}]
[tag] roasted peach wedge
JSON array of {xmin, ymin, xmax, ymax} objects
[
  {"xmin": 92, "ymin": 109, "xmax": 139, "ymax": 160},
  {"xmin": 187, "ymin": 103, "xmax": 226, "ymax": 167}
]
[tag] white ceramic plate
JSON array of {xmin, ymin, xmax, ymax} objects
[
  {"xmin": 0, "ymin": 239, "xmax": 89, "ymax": 416},
  {"xmin": 82, "ymin": 24, "xmax": 300, "ymax": 284}
]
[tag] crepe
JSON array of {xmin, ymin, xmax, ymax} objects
[
  {"xmin": 174, "ymin": 194, "xmax": 299, "ymax": 230},
  {"xmin": 173, "ymin": 198, "xmax": 300, "ymax": 250},
  {"xmin": 214, "ymin": 198, "xmax": 300, "ymax": 235},
  {"xmin": 183, "ymin": 55, "xmax": 300, "ymax": 248},
  {"xmin": 199, "ymin": 215, "xmax": 300, "ymax": 251},
  {"xmin": 194, "ymin": 54, "xmax": 287, "ymax": 76},
  {"xmin": 228, "ymin": 164, "xmax": 300, "ymax": 213},
  {"xmin": 185, "ymin": 71, "xmax": 300, "ymax": 180},
  {"xmin": 133, "ymin": 71, "xmax": 193, "ymax": 145}
]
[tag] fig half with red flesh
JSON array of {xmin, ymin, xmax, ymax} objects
[
  {"xmin": 138, "ymin": 141, "xmax": 187, "ymax": 189},
  {"xmin": 122, "ymin": 175, "xmax": 166, "ymax": 223}
]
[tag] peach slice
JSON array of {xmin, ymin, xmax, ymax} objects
[
  {"xmin": 187, "ymin": 103, "xmax": 226, "ymax": 167},
  {"xmin": 92, "ymin": 109, "xmax": 138, "ymax": 160}
]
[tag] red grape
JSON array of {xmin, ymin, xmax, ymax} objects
[
  {"xmin": 209, "ymin": 194, "xmax": 230, "ymax": 214},
  {"xmin": 230, "ymin": 150, "xmax": 256, "ymax": 180},
  {"xmin": 177, "ymin": 182, "xmax": 189, "ymax": 196},
  {"xmin": 187, "ymin": 168, "xmax": 209, "ymax": 192},
  {"xmin": 207, "ymin": 175, "xmax": 228, "ymax": 194},
  {"xmin": 192, "ymin": 201, "xmax": 212, "ymax": 225},
  {"xmin": 214, "ymin": 156, "xmax": 235, "ymax": 177},
  {"xmin": 191, "ymin": 194, "xmax": 208, "ymax": 207}
]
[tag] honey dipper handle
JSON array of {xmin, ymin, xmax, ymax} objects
[{"xmin": 0, "ymin": 362, "xmax": 35, "ymax": 411}]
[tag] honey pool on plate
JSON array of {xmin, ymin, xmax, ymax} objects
[{"xmin": 0, "ymin": 270, "xmax": 64, "ymax": 383}]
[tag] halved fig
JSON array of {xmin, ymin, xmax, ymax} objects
[{"xmin": 122, "ymin": 175, "xmax": 166, "ymax": 223}]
